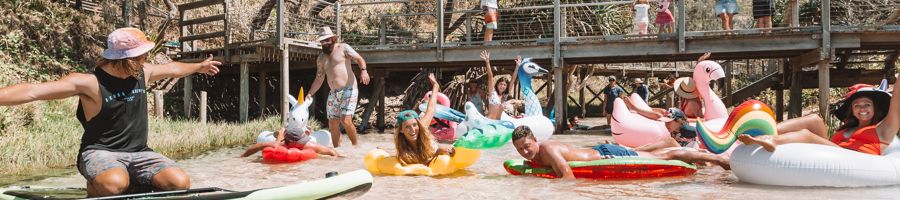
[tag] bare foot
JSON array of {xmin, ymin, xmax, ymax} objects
[{"xmin": 737, "ymin": 134, "xmax": 776, "ymax": 152}]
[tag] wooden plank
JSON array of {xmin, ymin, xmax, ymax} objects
[
  {"xmin": 179, "ymin": 14, "xmax": 225, "ymax": 27},
  {"xmin": 178, "ymin": 0, "xmax": 224, "ymax": 11},
  {"xmin": 585, "ymin": 86, "xmax": 602, "ymax": 106},
  {"xmin": 179, "ymin": 31, "xmax": 226, "ymax": 42},
  {"xmin": 568, "ymin": 96, "xmax": 580, "ymax": 108}
]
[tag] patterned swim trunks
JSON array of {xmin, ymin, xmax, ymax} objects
[
  {"xmin": 327, "ymin": 85, "xmax": 359, "ymax": 119},
  {"xmin": 484, "ymin": 8, "xmax": 499, "ymax": 30},
  {"xmin": 77, "ymin": 149, "xmax": 178, "ymax": 187}
]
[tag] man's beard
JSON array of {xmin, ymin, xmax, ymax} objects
[{"xmin": 322, "ymin": 45, "xmax": 333, "ymax": 54}]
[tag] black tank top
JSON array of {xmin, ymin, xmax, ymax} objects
[{"xmin": 76, "ymin": 67, "xmax": 151, "ymax": 153}]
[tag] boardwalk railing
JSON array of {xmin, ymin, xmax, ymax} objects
[{"xmin": 172, "ymin": 0, "xmax": 900, "ymax": 56}]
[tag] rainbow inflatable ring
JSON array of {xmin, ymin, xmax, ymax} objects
[{"xmin": 695, "ymin": 100, "xmax": 777, "ymax": 154}]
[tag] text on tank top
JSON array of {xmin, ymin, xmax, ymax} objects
[{"xmin": 76, "ymin": 68, "xmax": 151, "ymax": 153}]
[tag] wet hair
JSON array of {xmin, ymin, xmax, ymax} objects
[
  {"xmin": 837, "ymin": 97, "xmax": 886, "ymax": 131},
  {"xmin": 394, "ymin": 119, "xmax": 436, "ymax": 166},
  {"xmin": 512, "ymin": 126, "xmax": 534, "ymax": 141},
  {"xmin": 97, "ymin": 53, "xmax": 148, "ymax": 78},
  {"xmin": 495, "ymin": 77, "xmax": 510, "ymax": 95}
]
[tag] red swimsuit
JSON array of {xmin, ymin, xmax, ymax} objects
[{"xmin": 831, "ymin": 125, "xmax": 889, "ymax": 155}]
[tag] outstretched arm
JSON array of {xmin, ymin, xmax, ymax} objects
[
  {"xmin": 241, "ymin": 142, "xmax": 278, "ymax": 157},
  {"xmin": 145, "ymin": 54, "xmax": 221, "ymax": 83},
  {"xmin": 0, "ymin": 73, "xmax": 90, "ymax": 106},
  {"xmin": 509, "ymin": 55, "xmax": 522, "ymax": 96},
  {"xmin": 878, "ymin": 74, "xmax": 900, "ymax": 142},
  {"xmin": 482, "ymin": 50, "xmax": 495, "ymax": 95},
  {"xmin": 419, "ymin": 73, "xmax": 440, "ymax": 126}
]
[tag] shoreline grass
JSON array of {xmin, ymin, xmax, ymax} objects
[{"xmin": 0, "ymin": 97, "xmax": 282, "ymax": 186}]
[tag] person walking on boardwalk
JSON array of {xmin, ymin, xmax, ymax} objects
[
  {"xmin": 482, "ymin": 0, "xmax": 500, "ymax": 43},
  {"xmin": 0, "ymin": 28, "xmax": 222, "ymax": 197},
  {"xmin": 307, "ymin": 26, "xmax": 370, "ymax": 148}
]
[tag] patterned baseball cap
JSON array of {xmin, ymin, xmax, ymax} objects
[{"xmin": 660, "ymin": 108, "xmax": 687, "ymax": 122}]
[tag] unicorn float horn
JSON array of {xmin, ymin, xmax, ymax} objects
[
  {"xmin": 298, "ymin": 87, "xmax": 305, "ymax": 104},
  {"xmin": 694, "ymin": 100, "xmax": 778, "ymax": 154}
]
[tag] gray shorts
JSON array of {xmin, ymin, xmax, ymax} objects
[{"xmin": 77, "ymin": 149, "xmax": 177, "ymax": 186}]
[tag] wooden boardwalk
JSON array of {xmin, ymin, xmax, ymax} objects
[{"xmin": 171, "ymin": 0, "xmax": 900, "ymax": 129}]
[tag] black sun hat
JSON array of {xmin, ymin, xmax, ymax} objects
[{"xmin": 832, "ymin": 79, "xmax": 891, "ymax": 121}]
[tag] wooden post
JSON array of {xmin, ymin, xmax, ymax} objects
[
  {"xmin": 435, "ymin": 0, "xmax": 444, "ymax": 60},
  {"xmin": 465, "ymin": 14, "xmax": 473, "ymax": 44},
  {"xmin": 819, "ymin": 0, "xmax": 832, "ymax": 120},
  {"xmin": 240, "ymin": 62, "xmax": 249, "ymax": 122},
  {"xmin": 789, "ymin": 0, "xmax": 799, "ymax": 27},
  {"xmin": 335, "ymin": 2, "xmax": 341, "ymax": 38},
  {"xmin": 277, "ymin": 0, "xmax": 289, "ymax": 123},
  {"xmin": 579, "ymin": 68, "xmax": 585, "ymax": 117},
  {"xmin": 676, "ymin": 0, "xmax": 686, "ymax": 52},
  {"xmin": 183, "ymin": 76, "xmax": 193, "ymax": 117},
  {"xmin": 154, "ymin": 90, "xmax": 164, "ymax": 118},
  {"xmin": 259, "ymin": 71, "xmax": 267, "ymax": 116},
  {"xmin": 281, "ymin": 49, "xmax": 290, "ymax": 123},
  {"xmin": 789, "ymin": 61, "xmax": 802, "ymax": 118},
  {"xmin": 359, "ymin": 74, "xmax": 383, "ymax": 132},
  {"xmin": 122, "ymin": 0, "xmax": 130, "ymax": 27},
  {"xmin": 376, "ymin": 75, "xmax": 386, "ymax": 132},
  {"xmin": 379, "ymin": 17, "xmax": 386, "ymax": 46},
  {"xmin": 776, "ymin": 59, "xmax": 786, "ymax": 122},
  {"xmin": 775, "ymin": 84, "xmax": 784, "ymax": 122},
  {"xmin": 552, "ymin": 0, "xmax": 564, "ymax": 130},
  {"xmin": 200, "ymin": 91, "xmax": 207, "ymax": 124},
  {"xmin": 276, "ymin": 0, "xmax": 284, "ymax": 47},
  {"xmin": 818, "ymin": 61, "xmax": 831, "ymax": 121}
]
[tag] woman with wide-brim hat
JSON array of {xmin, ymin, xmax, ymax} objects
[
  {"xmin": 739, "ymin": 78, "xmax": 900, "ymax": 155},
  {"xmin": 673, "ymin": 77, "xmax": 704, "ymax": 120}
]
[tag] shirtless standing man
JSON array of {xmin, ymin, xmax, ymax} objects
[{"xmin": 307, "ymin": 27, "xmax": 370, "ymax": 147}]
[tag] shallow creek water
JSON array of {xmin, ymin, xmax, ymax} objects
[{"xmin": 15, "ymin": 134, "xmax": 900, "ymax": 199}]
